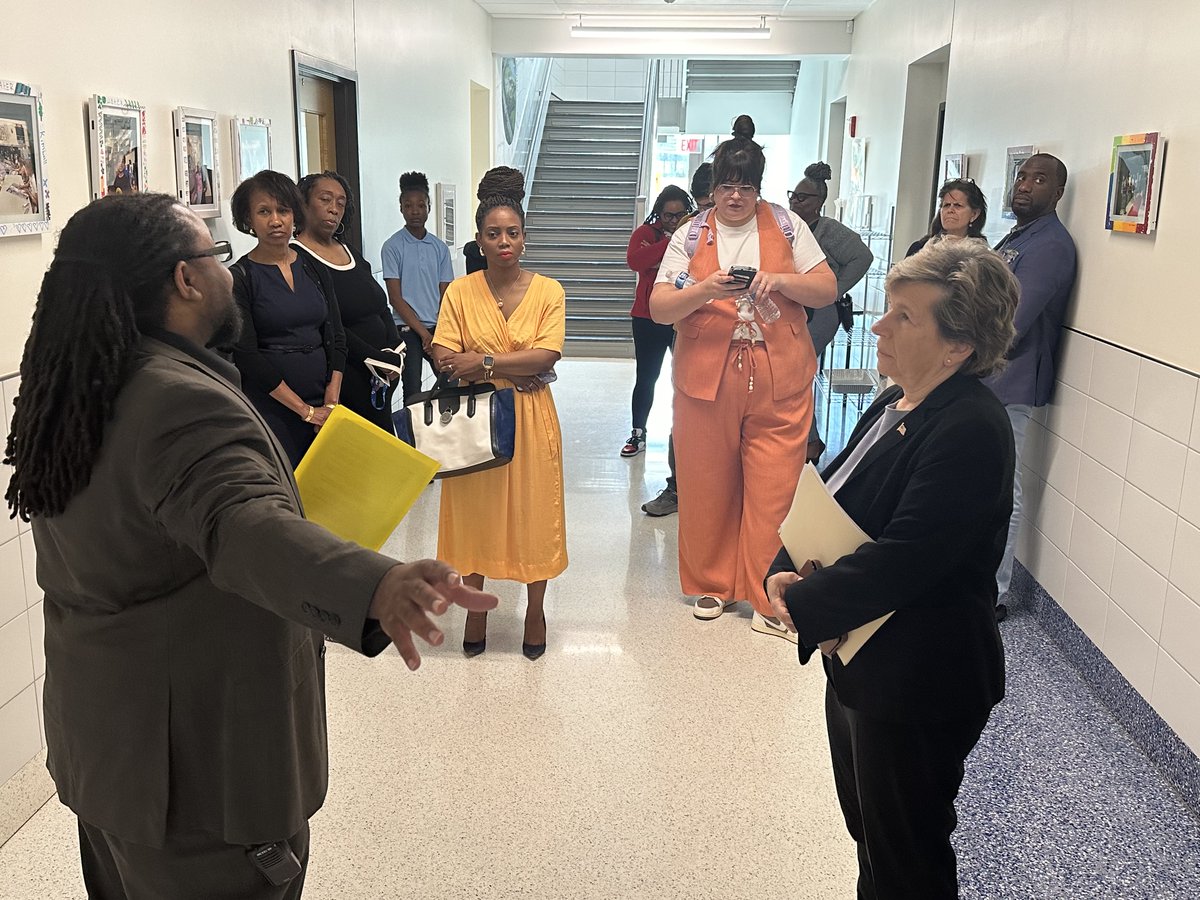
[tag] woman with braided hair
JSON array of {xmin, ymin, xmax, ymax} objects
[
  {"xmin": 621, "ymin": 183, "xmax": 694, "ymax": 458},
  {"xmin": 432, "ymin": 165, "xmax": 568, "ymax": 660}
]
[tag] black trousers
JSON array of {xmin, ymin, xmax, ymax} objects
[
  {"xmin": 825, "ymin": 683, "xmax": 989, "ymax": 900},
  {"xmin": 78, "ymin": 818, "xmax": 309, "ymax": 900},
  {"xmin": 630, "ymin": 316, "xmax": 674, "ymax": 429},
  {"xmin": 401, "ymin": 323, "xmax": 436, "ymax": 403}
]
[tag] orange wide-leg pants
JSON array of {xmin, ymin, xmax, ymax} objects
[{"xmin": 673, "ymin": 343, "xmax": 812, "ymax": 616}]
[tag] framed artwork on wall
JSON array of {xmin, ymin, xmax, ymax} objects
[
  {"xmin": 1105, "ymin": 132, "xmax": 1164, "ymax": 234},
  {"xmin": 1001, "ymin": 144, "xmax": 1036, "ymax": 220},
  {"xmin": 89, "ymin": 94, "xmax": 147, "ymax": 200},
  {"xmin": 849, "ymin": 137, "xmax": 867, "ymax": 194},
  {"xmin": 173, "ymin": 107, "xmax": 220, "ymax": 218},
  {"xmin": 0, "ymin": 78, "xmax": 51, "ymax": 237},
  {"xmin": 942, "ymin": 153, "xmax": 967, "ymax": 183},
  {"xmin": 231, "ymin": 116, "xmax": 272, "ymax": 184}
]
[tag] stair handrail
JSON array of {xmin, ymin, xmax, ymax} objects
[
  {"xmin": 634, "ymin": 59, "xmax": 661, "ymax": 227},
  {"xmin": 524, "ymin": 59, "xmax": 556, "ymax": 202}
]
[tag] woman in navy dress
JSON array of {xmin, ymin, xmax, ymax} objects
[
  {"xmin": 230, "ymin": 170, "xmax": 346, "ymax": 467},
  {"xmin": 294, "ymin": 171, "xmax": 402, "ymax": 434}
]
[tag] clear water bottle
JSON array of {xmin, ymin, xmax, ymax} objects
[
  {"xmin": 743, "ymin": 288, "xmax": 781, "ymax": 323},
  {"xmin": 663, "ymin": 269, "xmax": 696, "ymax": 289}
]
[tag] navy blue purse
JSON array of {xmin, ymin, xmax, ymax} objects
[{"xmin": 393, "ymin": 378, "xmax": 516, "ymax": 479}]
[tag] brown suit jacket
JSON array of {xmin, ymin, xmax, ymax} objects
[{"xmin": 34, "ymin": 335, "xmax": 396, "ymax": 848}]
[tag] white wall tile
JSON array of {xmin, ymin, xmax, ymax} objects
[
  {"xmin": 0, "ymin": 469, "xmax": 17, "ymax": 546},
  {"xmin": 1043, "ymin": 436, "xmax": 1081, "ymax": 501},
  {"xmin": 1031, "ymin": 530, "xmax": 1068, "ymax": 601},
  {"xmin": 615, "ymin": 70, "xmax": 645, "ymax": 88},
  {"xmin": 614, "ymin": 87, "xmax": 643, "ymax": 102},
  {"xmin": 0, "ymin": 537, "xmax": 24, "ymax": 628},
  {"xmin": 0, "ymin": 612, "xmax": 34, "ymax": 708},
  {"xmin": 1061, "ymin": 563, "xmax": 1109, "ymax": 646},
  {"xmin": 1135, "ymin": 359, "xmax": 1197, "ymax": 444},
  {"xmin": 1101, "ymin": 603, "xmax": 1157, "ymax": 700},
  {"xmin": 1126, "ymin": 423, "xmax": 1187, "ymax": 512},
  {"xmin": 1191, "ymin": 389, "xmax": 1200, "ymax": 451},
  {"xmin": 1089, "ymin": 341, "xmax": 1139, "ymax": 416},
  {"xmin": 1057, "ymin": 333, "xmax": 1093, "ymax": 394},
  {"xmin": 1169, "ymin": 517, "xmax": 1200, "ymax": 601},
  {"xmin": 1109, "ymin": 543, "xmax": 1167, "ymax": 638},
  {"xmin": 1036, "ymin": 484, "xmax": 1074, "ymax": 552},
  {"xmin": 1118, "ymin": 484, "xmax": 1177, "ymax": 575},
  {"xmin": 19, "ymin": 532, "xmax": 39, "ymax": 607},
  {"xmin": 0, "ymin": 377, "xmax": 18, "ymax": 441},
  {"xmin": 1069, "ymin": 511, "xmax": 1116, "ymax": 592},
  {"xmin": 587, "ymin": 57, "xmax": 616, "ymax": 73},
  {"xmin": 1082, "ymin": 398, "xmax": 1132, "ymax": 476},
  {"xmin": 1075, "ymin": 454, "xmax": 1123, "ymax": 534},
  {"xmin": 1180, "ymin": 450, "xmax": 1200, "ymax": 528},
  {"xmin": 588, "ymin": 86, "xmax": 615, "ymax": 101},
  {"xmin": 1151, "ymin": 651, "xmax": 1200, "ymax": 753},
  {"xmin": 0, "ymin": 686, "xmax": 40, "ymax": 785},
  {"xmin": 1044, "ymin": 383, "xmax": 1086, "ymax": 447},
  {"xmin": 28, "ymin": 601, "xmax": 43, "ymax": 679},
  {"xmin": 1160, "ymin": 585, "xmax": 1200, "ymax": 683}
]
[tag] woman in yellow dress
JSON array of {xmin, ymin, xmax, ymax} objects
[{"xmin": 432, "ymin": 167, "xmax": 567, "ymax": 660}]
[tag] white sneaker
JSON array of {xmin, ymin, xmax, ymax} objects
[
  {"xmin": 751, "ymin": 611, "xmax": 799, "ymax": 644},
  {"xmin": 693, "ymin": 596, "xmax": 731, "ymax": 620}
]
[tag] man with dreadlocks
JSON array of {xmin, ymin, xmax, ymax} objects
[{"xmin": 4, "ymin": 192, "xmax": 498, "ymax": 898}]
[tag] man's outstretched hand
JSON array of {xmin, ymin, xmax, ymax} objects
[{"xmin": 368, "ymin": 561, "xmax": 499, "ymax": 670}]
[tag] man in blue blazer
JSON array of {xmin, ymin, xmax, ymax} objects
[{"xmin": 986, "ymin": 153, "xmax": 1078, "ymax": 620}]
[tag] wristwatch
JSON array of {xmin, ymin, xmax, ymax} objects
[{"xmin": 482, "ymin": 355, "xmax": 495, "ymax": 381}]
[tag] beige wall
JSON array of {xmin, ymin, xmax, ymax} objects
[
  {"xmin": 0, "ymin": 0, "xmax": 491, "ymax": 797},
  {"xmin": 841, "ymin": 0, "xmax": 1200, "ymax": 752}
]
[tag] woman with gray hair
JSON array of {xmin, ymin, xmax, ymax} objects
[{"xmin": 765, "ymin": 241, "xmax": 1018, "ymax": 899}]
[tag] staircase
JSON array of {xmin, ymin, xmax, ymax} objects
[{"xmin": 524, "ymin": 99, "xmax": 642, "ymax": 358}]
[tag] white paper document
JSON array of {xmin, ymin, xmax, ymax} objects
[{"xmin": 778, "ymin": 462, "xmax": 894, "ymax": 665}]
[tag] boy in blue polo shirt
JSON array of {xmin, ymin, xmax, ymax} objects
[{"xmin": 381, "ymin": 171, "xmax": 454, "ymax": 401}]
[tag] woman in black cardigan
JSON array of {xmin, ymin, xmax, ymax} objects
[
  {"xmin": 294, "ymin": 171, "xmax": 403, "ymax": 434},
  {"xmin": 230, "ymin": 170, "xmax": 347, "ymax": 467},
  {"xmin": 767, "ymin": 242, "xmax": 1019, "ymax": 900}
]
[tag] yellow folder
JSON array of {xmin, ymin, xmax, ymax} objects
[
  {"xmin": 294, "ymin": 405, "xmax": 440, "ymax": 550},
  {"xmin": 778, "ymin": 462, "xmax": 893, "ymax": 665}
]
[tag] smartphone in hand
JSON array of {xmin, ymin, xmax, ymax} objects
[{"xmin": 727, "ymin": 266, "xmax": 757, "ymax": 287}]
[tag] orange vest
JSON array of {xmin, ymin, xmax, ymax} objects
[{"xmin": 673, "ymin": 202, "xmax": 816, "ymax": 402}]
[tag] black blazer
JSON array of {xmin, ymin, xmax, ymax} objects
[{"xmin": 768, "ymin": 373, "xmax": 1013, "ymax": 723}]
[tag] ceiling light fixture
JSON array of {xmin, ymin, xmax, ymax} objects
[{"xmin": 570, "ymin": 15, "xmax": 772, "ymax": 41}]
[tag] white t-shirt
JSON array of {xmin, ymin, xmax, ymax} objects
[{"xmin": 655, "ymin": 206, "xmax": 826, "ymax": 285}]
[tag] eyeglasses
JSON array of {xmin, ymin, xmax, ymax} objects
[
  {"xmin": 942, "ymin": 177, "xmax": 976, "ymax": 186},
  {"xmin": 660, "ymin": 211, "xmax": 686, "ymax": 221},
  {"xmin": 183, "ymin": 241, "xmax": 233, "ymax": 264},
  {"xmin": 715, "ymin": 183, "xmax": 759, "ymax": 198},
  {"xmin": 787, "ymin": 190, "xmax": 820, "ymax": 204}
]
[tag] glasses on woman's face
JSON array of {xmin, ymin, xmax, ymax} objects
[
  {"xmin": 715, "ymin": 183, "xmax": 758, "ymax": 198},
  {"xmin": 660, "ymin": 210, "xmax": 686, "ymax": 222},
  {"xmin": 183, "ymin": 240, "xmax": 233, "ymax": 264},
  {"xmin": 787, "ymin": 190, "xmax": 819, "ymax": 204}
]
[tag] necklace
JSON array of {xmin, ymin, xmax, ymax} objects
[{"xmin": 485, "ymin": 272, "xmax": 523, "ymax": 310}]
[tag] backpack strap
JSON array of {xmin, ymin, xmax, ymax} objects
[
  {"xmin": 767, "ymin": 202, "xmax": 795, "ymax": 245},
  {"xmin": 683, "ymin": 207, "xmax": 714, "ymax": 258},
  {"xmin": 683, "ymin": 203, "xmax": 795, "ymax": 256}
]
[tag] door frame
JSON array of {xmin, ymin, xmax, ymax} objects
[{"xmin": 291, "ymin": 51, "xmax": 362, "ymax": 249}]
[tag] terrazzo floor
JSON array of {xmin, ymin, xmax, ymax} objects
[{"xmin": 0, "ymin": 358, "xmax": 1197, "ymax": 899}]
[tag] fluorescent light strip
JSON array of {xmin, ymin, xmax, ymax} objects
[{"xmin": 570, "ymin": 24, "xmax": 772, "ymax": 40}]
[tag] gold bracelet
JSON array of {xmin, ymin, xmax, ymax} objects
[
  {"xmin": 324, "ymin": 403, "xmax": 336, "ymax": 409},
  {"xmin": 304, "ymin": 405, "xmax": 315, "ymax": 422}
]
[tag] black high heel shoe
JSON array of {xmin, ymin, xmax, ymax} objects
[
  {"xmin": 522, "ymin": 613, "xmax": 546, "ymax": 661},
  {"xmin": 463, "ymin": 613, "xmax": 487, "ymax": 658}
]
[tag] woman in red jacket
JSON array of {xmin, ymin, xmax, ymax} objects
[{"xmin": 622, "ymin": 185, "xmax": 694, "ymax": 457}]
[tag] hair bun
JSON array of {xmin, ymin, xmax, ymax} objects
[
  {"xmin": 477, "ymin": 166, "xmax": 526, "ymax": 204},
  {"xmin": 731, "ymin": 115, "xmax": 756, "ymax": 140},
  {"xmin": 399, "ymin": 171, "xmax": 430, "ymax": 194},
  {"xmin": 804, "ymin": 161, "xmax": 833, "ymax": 182}
]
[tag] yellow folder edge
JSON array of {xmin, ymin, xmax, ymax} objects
[
  {"xmin": 294, "ymin": 405, "xmax": 440, "ymax": 551},
  {"xmin": 778, "ymin": 462, "xmax": 894, "ymax": 665}
]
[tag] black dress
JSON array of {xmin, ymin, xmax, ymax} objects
[
  {"xmin": 295, "ymin": 241, "xmax": 402, "ymax": 434},
  {"xmin": 231, "ymin": 252, "xmax": 347, "ymax": 467}
]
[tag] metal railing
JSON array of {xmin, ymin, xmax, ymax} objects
[
  {"xmin": 633, "ymin": 59, "xmax": 661, "ymax": 227},
  {"xmin": 523, "ymin": 59, "xmax": 556, "ymax": 200}
]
